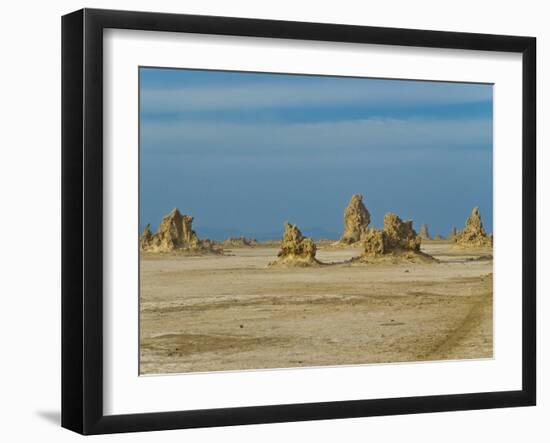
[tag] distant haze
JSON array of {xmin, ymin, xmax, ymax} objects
[{"xmin": 140, "ymin": 68, "xmax": 493, "ymax": 240}]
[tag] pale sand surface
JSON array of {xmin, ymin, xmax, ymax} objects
[{"xmin": 140, "ymin": 242, "xmax": 493, "ymax": 374}]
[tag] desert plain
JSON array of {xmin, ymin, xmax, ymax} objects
[{"xmin": 140, "ymin": 240, "xmax": 493, "ymax": 375}]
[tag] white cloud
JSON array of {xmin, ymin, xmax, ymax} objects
[
  {"xmin": 141, "ymin": 80, "xmax": 492, "ymax": 113},
  {"xmin": 141, "ymin": 117, "xmax": 492, "ymax": 163}
]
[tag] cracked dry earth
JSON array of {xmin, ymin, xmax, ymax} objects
[{"xmin": 140, "ymin": 242, "xmax": 493, "ymax": 374}]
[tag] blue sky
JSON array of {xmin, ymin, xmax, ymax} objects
[{"xmin": 140, "ymin": 67, "xmax": 493, "ymax": 240}]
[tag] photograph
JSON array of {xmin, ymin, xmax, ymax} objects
[
  {"xmin": 138, "ymin": 68, "xmax": 494, "ymax": 375},
  {"xmin": 54, "ymin": 4, "xmax": 539, "ymax": 437}
]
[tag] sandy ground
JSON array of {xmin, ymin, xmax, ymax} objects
[{"xmin": 140, "ymin": 241, "xmax": 493, "ymax": 374}]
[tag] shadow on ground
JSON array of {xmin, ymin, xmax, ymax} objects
[{"xmin": 36, "ymin": 410, "xmax": 60, "ymax": 426}]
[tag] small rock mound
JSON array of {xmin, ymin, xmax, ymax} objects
[
  {"xmin": 269, "ymin": 222, "xmax": 320, "ymax": 267},
  {"xmin": 419, "ymin": 224, "xmax": 431, "ymax": 240},
  {"xmin": 355, "ymin": 213, "xmax": 436, "ymax": 263},
  {"xmin": 140, "ymin": 208, "xmax": 222, "ymax": 254},
  {"xmin": 454, "ymin": 207, "xmax": 493, "ymax": 248},
  {"xmin": 223, "ymin": 236, "xmax": 258, "ymax": 248},
  {"xmin": 339, "ymin": 194, "xmax": 371, "ymax": 244}
]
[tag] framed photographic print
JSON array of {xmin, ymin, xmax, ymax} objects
[{"xmin": 61, "ymin": 8, "xmax": 536, "ymax": 435}]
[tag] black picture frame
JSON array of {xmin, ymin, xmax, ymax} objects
[{"xmin": 61, "ymin": 8, "xmax": 536, "ymax": 435}]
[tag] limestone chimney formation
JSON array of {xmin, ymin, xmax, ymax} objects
[
  {"xmin": 140, "ymin": 208, "xmax": 220, "ymax": 253},
  {"xmin": 270, "ymin": 222, "xmax": 319, "ymax": 267},
  {"xmin": 340, "ymin": 194, "xmax": 371, "ymax": 244},
  {"xmin": 362, "ymin": 213, "xmax": 422, "ymax": 257},
  {"xmin": 448, "ymin": 227, "xmax": 458, "ymax": 241},
  {"xmin": 454, "ymin": 207, "xmax": 493, "ymax": 248},
  {"xmin": 419, "ymin": 224, "xmax": 431, "ymax": 240}
]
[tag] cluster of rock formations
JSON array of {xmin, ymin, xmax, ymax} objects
[
  {"xmin": 270, "ymin": 194, "xmax": 437, "ymax": 266},
  {"xmin": 339, "ymin": 194, "xmax": 371, "ymax": 244},
  {"xmin": 140, "ymin": 208, "xmax": 221, "ymax": 254},
  {"xmin": 269, "ymin": 222, "xmax": 319, "ymax": 267},
  {"xmin": 223, "ymin": 237, "xmax": 258, "ymax": 248},
  {"xmin": 453, "ymin": 207, "xmax": 493, "ymax": 248},
  {"xmin": 356, "ymin": 213, "xmax": 435, "ymax": 263},
  {"xmin": 332, "ymin": 194, "xmax": 433, "ymax": 262},
  {"xmin": 141, "ymin": 199, "xmax": 491, "ymax": 262}
]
